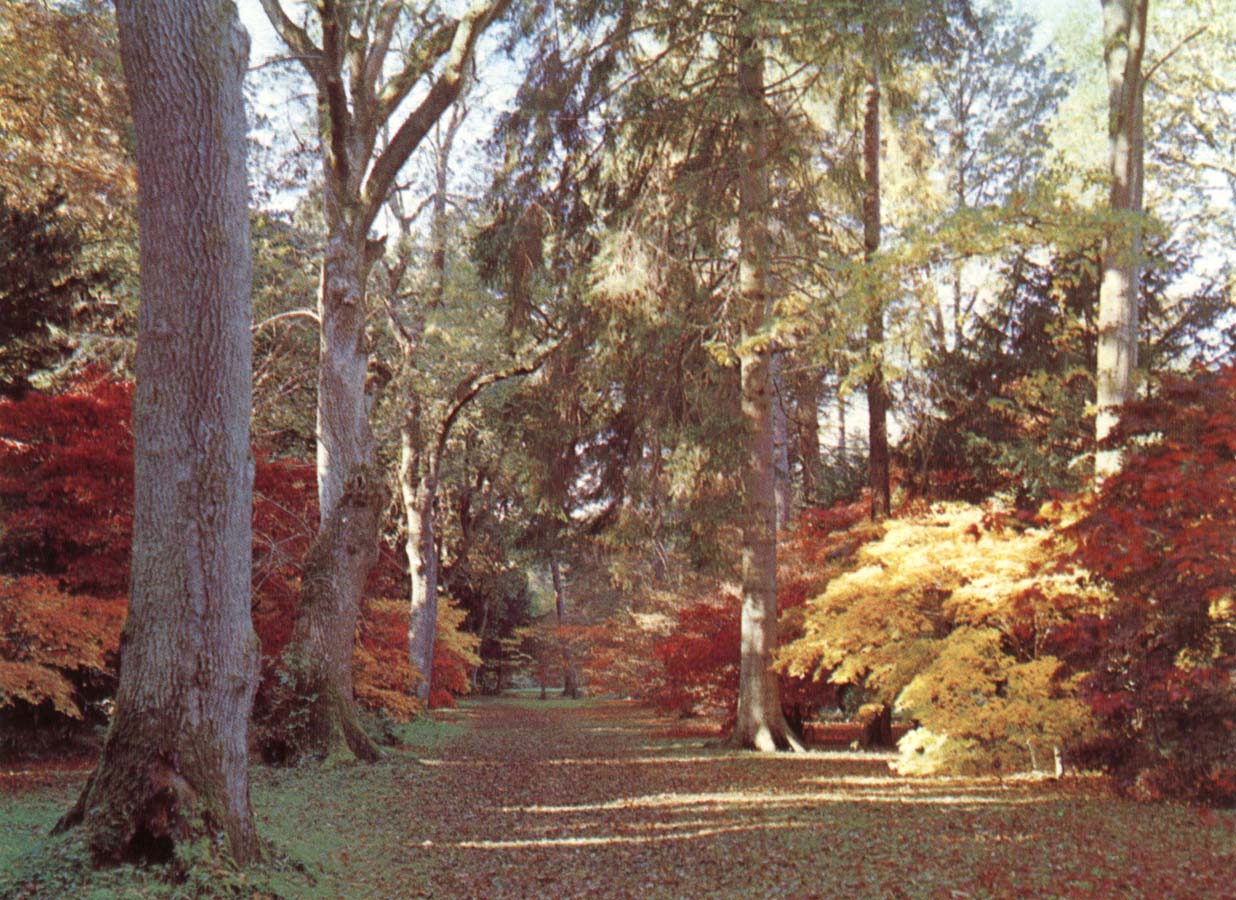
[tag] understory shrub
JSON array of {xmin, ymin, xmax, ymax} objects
[
  {"xmin": 1067, "ymin": 365, "xmax": 1236, "ymax": 804},
  {"xmin": 0, "ymin": 378, "xmax": 477, "ymax": 756},
  {"xmin": 778, "ymin": 502, "xmax": 1108, "ymax": 774}
]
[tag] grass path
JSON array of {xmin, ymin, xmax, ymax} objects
[
  {"xmin": 281, "ymin": 698, "xmax": 1235, "ymax": 900},
  {"xmin": 4, "ymin": 697, "xmax": 1236, "ymax": 899}
]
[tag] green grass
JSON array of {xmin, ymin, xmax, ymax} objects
[{"xmin": 0, "ymin": 715, "xmax": 465, "ymax": 900}]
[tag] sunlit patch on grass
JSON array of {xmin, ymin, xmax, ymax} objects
[
  {"xmin": 454, "ymin": 819, "xmax": 811, "ymax": 850},
  {"xmin": 501, "ymin": 786, "xmax": 1054, "ymax": 816}
]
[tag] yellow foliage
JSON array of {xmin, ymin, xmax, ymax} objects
[
  {"xmin": 0, "ymin": 3, "xmax": 134, "ymax": 223},
  {"xmin": 436, "ymin": 596, "xmax": 482, "ymax": 673},
  {"xmin": 777, "ymin": 502, "xmax": 1110, "ymax": 775}
]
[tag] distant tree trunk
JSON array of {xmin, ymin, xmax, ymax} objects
[
  {"xmin": 551, "ymin": 554, "xmax": 580, "ymax": 698},
  {"xmin": 1095, "ymin": 0, "xmax": 1147, "ymax": 480},
  {"xmin": 402, "ymin": 411, "xmax": 439, "ymax": 704},
  {"xmin": 859, "ymin": 703, "xmax": 894, "ymax": 748},
  {"xmin": 730, "ymin": 14, "xmax": 801, "ymax": 753},
  {"xmin": 863, "ymin": 24, "xmax": 891, "ymax": 521},
  {"xmin": 57, "ymin": 0, "xmax": 260, "ymax": 864},
  {"xmin": 397, "ymin": 105, "xmax": 463, "ymax": 705},
  {"xmin": 772, "ymin": 352, "xmax": 793, "ymax": 526},
  {"xmin": 837, "ymin": 388, "xmax": 847, "ymax": 456},
  {"xmin": 794, "ymin": 372, "xmax": 821, "ymax": 506}
]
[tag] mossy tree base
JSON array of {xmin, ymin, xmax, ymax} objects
[
  {"xmin": 256, "ymin": 468, "xmax": 385, "ymax": 765},
  {"xmin": 55, "ymin": 708, "xmax": 260, "ymax": 867}
]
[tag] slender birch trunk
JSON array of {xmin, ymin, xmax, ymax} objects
[
  {"xmin": 1095, "ymin": 0, "xmax": 1148, "ymax": 480},
  {"xmin": 795, "ymin": 372, "xmax": 821, "ymax": 506},
  {"xmin": 863, "ymin": 23, "xmax": 891, "ymax": 521}
]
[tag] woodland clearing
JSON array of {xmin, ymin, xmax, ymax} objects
[{"xmin": 2, "ymin": 697, "xmax": 1234, "ymax": 900}]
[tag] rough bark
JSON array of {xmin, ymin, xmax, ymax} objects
[
  {"xmin": 285, "ymin": 469, "xmax": 386, "ymax": 762},
  {"xmin": 729, "ymin": 16, "xmax": 801, "ymax": 753},
  {"xmin": 551, "ymin": 555, "xmax": 581, "ymax": 698},
  {"xmin": 56, "ymin": 0, "xmax": 259, "ymax": 865},
  {"xmin": 794, "ymin": 372, "xmax": 821, "ymax": 506},
  {"xmin": 862, "ymin": 25, "xmax": 891, "ymax": 521},
  {"xmin": 1095, "ymin": 0, "xmax": 1147, "ymax": 480}
]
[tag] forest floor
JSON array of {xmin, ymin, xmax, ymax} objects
[{"xmin": 3, "ymin": 697, "xmax": 1236, "ymax": 900}]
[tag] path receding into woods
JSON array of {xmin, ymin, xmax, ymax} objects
[
  {"xmin": 3, "ymin": 698, "xmax": 1234, "ymax": 899},
  {"xmin": 265, "ymin": 698, "xmax": 1233, "ymax": 900}
]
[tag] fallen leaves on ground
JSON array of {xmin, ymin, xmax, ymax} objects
[{"xmin": 266, "ymin": 698, "xmax": 1236, "ymax": 900}]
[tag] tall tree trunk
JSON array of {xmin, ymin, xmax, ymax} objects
[
  {"xmin": 772, "ymin": 352, "xmax": 793, "ymax": 527},
  {"xmin": 1095, "ymin": 0, "xmax": 1147, "ymax": 480},
  {"xmin": 57, "ymin": 0, "xmax": 260, "ymax": 864},
  {"xmin": 551, "ymin": 554, "xmax": 580, "ymax": 698},
  {"xmin": 794, "ymin": 372, "xmax": 821, "ymax": 506},
  {"xmin": 730, "ymin": 15, "xmax": 801, "ymax": 753},
  {"xmin": 275, "ymin": 213, "xmax": 384, "ymax": 762},
  {"xmin": 402, "ymin": 412, "xmax": 439, "ymax": 704},
  {"xmin": 837, "ymin": 387, "xmax": 847, "ymax": 456},
  {"xmin": 258, "ymin": 0, "xmax": 508, "ymax": 762},
  {"xmin": 863, "ymin": 25, "xmax": 891, "ymax": 521}
]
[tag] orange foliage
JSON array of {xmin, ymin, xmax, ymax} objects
[
  {"xmin": 353, "ymin": 595, "xmax": 482, "ymax": 716},
  {"xmin": 0, "ymin": 575, "xmax": 124, "ymax": 719},
  {"xmin": 430, "ymin": 597, "xmax": 482, "ymax": 708},
  {"xmin": 354, "ymin": 599, "xmax": 422, "ymax": 721}
]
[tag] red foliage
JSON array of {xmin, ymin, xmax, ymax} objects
[
  {"xmin": 1068, "ymin": 365, "xmax": 1236, "ymax": 804},
  {"xmin": 250, "ymin": 452, "xmax": 318, "ymax": 665},
  {"xmin": 647, "ymin": 505, "xmax": 862, "ymax": 724},
  {"xmin": 1, "ymin": 377, "xmax": 476, "ymax": 735},
  {"xmin": 652, "ymin": 594, "xmax": 741, "ymax": 717},
  {"xmin": 0, "ymin": 374, "xmax": 133, "ymax": 597}
]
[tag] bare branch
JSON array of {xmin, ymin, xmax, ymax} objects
[
  {"xmin": 252, "ymin": 308, "xmax": 321, "ymax": 332},
  {"xmin": 257, "ymin": 0, "xmax": 323, "ymax": 79},
  {"xmin": 433, "ymin": 344, "xmax": 553, "ymax": 469},
  {"xmin": 361, "ymin": 0, "xmax": 512, "ymax": 230},
  {"xmin": 1143, "ymin": 25, "xmax": 1206, "ymax": 85}
]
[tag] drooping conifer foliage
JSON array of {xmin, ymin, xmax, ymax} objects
[{"xmin": 0, "ymin": 194, "xmax": 110, "ymax": 397}]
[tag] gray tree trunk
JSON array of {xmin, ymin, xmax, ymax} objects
[
  {"xmin": 551, "ymin": 554, "xmax": 581, "ymax": 698},
  {"xmin": 277, "ymin": 208, "xmax": 384, "ymax": 762},
  {"xmin": 402, "ymin": 418, "xmax": 439, "ymax": 704},
  {"xmin": 771, "ymin": 352, "xmax": 793, "ymax": 526},
  {"xmin": 258, "ymin": 0, "xmax": 507, "ymax": 757},
  {"xmin": 730, "ymin": 15, "xmax": 801, "ymax": 753},
  {"xmin": 863, "ymin": 24, "xmax": 891, "ymax": 521},
  {"xmin": 57, "ymin": 0, "xmax": 260, "ymax": 864},
  {"xmin": 1095, "ymin": 0, "xmax": 1147, "ymax": 480},
  {"xmin": 287, "ymin": 469, "xmax": 385, "ymax": 762},
  {"xmin": 794, "ymin": 372, "xmax": 821, "ymax": 506}
]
